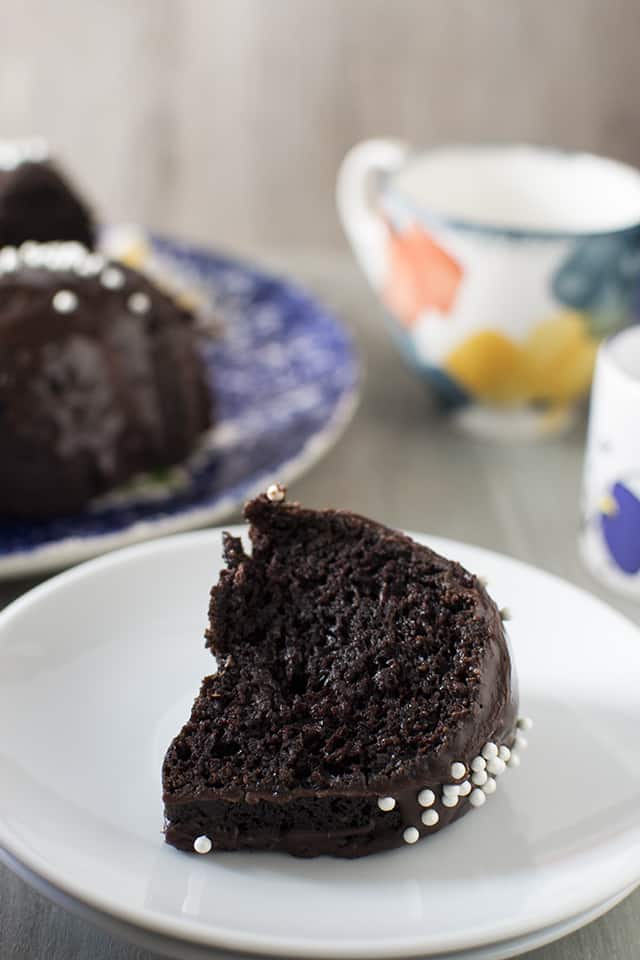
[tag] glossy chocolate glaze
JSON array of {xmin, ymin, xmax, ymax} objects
[
  {"xmin": 163, "ymin": 500, "xmax": 519, "ymax": 858},
  {"xmin": 0, "ymin": 252, "xmax": 212, "ymax": 518},
  {"xmin": 0, "ymin": 160, "xmax": 94, "ymax": 248}
]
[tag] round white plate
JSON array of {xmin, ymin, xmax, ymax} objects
[{"xmin": 0, "ymin": 529, "xmax": 638, "ymax": 959}]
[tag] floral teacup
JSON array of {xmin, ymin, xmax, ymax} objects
[{"xmin": 337, "ymin": 141, "xmax": 640, "ymax": 439}]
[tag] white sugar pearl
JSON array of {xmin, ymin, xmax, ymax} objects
[
  {"xmin": 403, "ymin": 826, "xmax": 420, "ymax": 844},
  {"xmin": 377, "ymin": 796, "xmax": 395, "ymax": 812},
  {"xmin": 0, "ymin": 247, "xmax": 17, "ymax": 272},
  {"xmin": 442, "ymin": 784, "xmax": 460, "ymax": 798},
  {"xmin": 76, "ymin": 253, "xmax": 104, "ymax": 276},
  {"xmin": 54, "ymin": 243, "xmax": 84, "ymax": 270},
  {"xmin": 21, "ymin": 242, "xmax": 44, "ymax": 268},
  {"xmin": 500, "ymin": 607, "xmax": 512, "ymax": 621},
  {"xmin": 469, "ymin": 789, "xmax": 486, "ymax": 808},
  {"xmin": 487, "ymin": 756, "xmax": 506, "ymax": 777},
  {"xmin": 421, "ymin": 809, "xmax": 439, "ymax": 827},
  {"xmin": 482, "ymin": 742, "xmax": 498, "ymax": 760},
  {"xmin": 472, "ymin": 769, "xmax": 488, "ymax": 787},
  {"xmin": 508, "ymin": 752, "xmax": 521, "ymax": 768},
  {"xmin": 128, "ymin": 291, "xmax": 151, "ymax": 314},
  {"xmin": 193, "ymin": 835, "xmax": 212, "ymax": 854},
  {"xmin": 450, "ymin": 761, "xmax": 466, "ymax": 780},
  {"xmin": 498, "ymin": 745, "xmax": 511, "ymax": 762},
  {"xmin": 470, "ymin": 755, "xmax": 486, "ymax": 772},
  {"xmin": 52, "ymin": 290, "xmax": 78, "ymax": 314},
  {"xmin": 266, "ymin": 483, "xmax": 286, "ymax": 503},
  {"xmin": 458, "ymin": 780, "xmax": 471, "ymax": 797},
  {"xmin": 442, "ymin": 793, "xmax": 458, "ymax": 808},
  {"xmin": 483, "ymin": 777, "xmax": 497, "ymax": 795},
  {"xmin": 478, "ymin": 575, "xmax": 488, "ymax": 586},
  {"xmin": 515, "ymin": 733, "xmax": 528, "ymax": 750},
  {"xmin": 417, "ymin": 788, "xmax": 435, "ymax": 808},
  {"xmin": 101, "ymin": 266, "xmax": 125, "ymax": 290},
  {"xmin": 517, "ymin": 717, "xmax": 533, "ymax": 731}
]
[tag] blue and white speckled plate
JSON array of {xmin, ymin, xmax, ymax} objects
[{"xmin": 0, "ymin": 233, "xmax": 359, "ymax": 578}]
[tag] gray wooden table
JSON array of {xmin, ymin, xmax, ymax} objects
[{"xmin": 0, "ymin": 253, "xmax": 638, "ymax": 959}]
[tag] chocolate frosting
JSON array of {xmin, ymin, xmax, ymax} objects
[{"xmin": 0, "ymin": 248, "xmax": 212, "ymax": 517}]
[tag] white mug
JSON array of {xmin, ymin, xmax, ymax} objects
[
  {"xmin": 581, "ymin": 325, "xmax": 640, "ymax": 598},
  {"xmin": 337, "ymin": 141, "xmax": 640, "ymax": 440}
]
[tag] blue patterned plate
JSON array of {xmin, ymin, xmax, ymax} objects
[{"xmin": 0, "ymin": 233, "xmax": 359, "ymax": 578}]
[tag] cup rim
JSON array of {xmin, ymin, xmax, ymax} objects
[{"xmin": 383, "ymin": 142, "xmax": 640, "ymax": 241}]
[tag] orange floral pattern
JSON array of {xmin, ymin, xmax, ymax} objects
[{"xmin": 384, "ymin": 224, "xmax": 463, "ymax": 328}]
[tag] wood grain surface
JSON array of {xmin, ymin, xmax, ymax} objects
[
  {"xmin": 2, "ymin": 0, "xmax": 640, "ymax": 252},
  {"xmin": 0, "ymin": 253, "xmax": 638, "ymax": 959}
]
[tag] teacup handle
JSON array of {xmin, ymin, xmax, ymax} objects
[{"xmin": 336, "ymin": 138, "xmax": 409, "ymax": 289}]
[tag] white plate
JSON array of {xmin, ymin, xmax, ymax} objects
[
  {"xmin": 1, "ymin": 853, "xmax": 636, "ymax": 960},
  {"xmin": 0, "ymin": 529, "xmax": 638, "ymax": 959}
]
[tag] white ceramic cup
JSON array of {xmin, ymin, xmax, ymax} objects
[
  {"xmin": 337, "ymin": 141, "xmax": 640, "ymax": 440},
  {"xmin": 581, "ymin": 325, "xmax": 640, "ymax": 598}
]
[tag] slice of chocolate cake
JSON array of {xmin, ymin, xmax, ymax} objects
[
  {"xmin": 163, "ymin": 487, "xmax": 527, "ymax": 858},
  {"xmin": 0, "ymin": 242, "xmax": 212, "ymax": 518},
  {"xmin": 0, "ymin": 139, "xmax": 94, "ymax": 248}
]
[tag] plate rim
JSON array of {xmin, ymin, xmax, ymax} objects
[
  {"xmin": 0, "ymin": 528, "xmax": 639, "ymax": 958},
  {"xmin": 0, "ymin": 387, "xmax": 358, "ymax": 580},
  {"xmin": 0, "ymin": 844, "xmax": 636, "ymax": 960}
]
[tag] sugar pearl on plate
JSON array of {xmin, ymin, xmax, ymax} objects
[
  {"xmin": 482, "ymin": 742, "xmax": 498, "ymax": 760},
  {"xmin": 458, "ymin": 780, "xmax": 471, "ymax": 797},
  {"xmin": 471, "ymin": 755, "xmax": 486, "ymax": 772},
  {"xmin": 52, "ymin": 290, "xmax": 78, "ymax": 314},
  {"xmin": 442, "ymin": 784, "xmax": 460, "ymax": 798},
  {"xmin": 193, "ymin": 835, "xmax": 212, "ymax": 854},
  {"xmin": 469, "ymin": 789, "xmax": 486, "ymax": 808},
  {"xmin": 442, "ymin": 793, "xmax": 458, "ymax": 808},
  {"xmin": 266, "ymin": 482, "xmax": 287, "ymax": 503},
  {"xmin": 100, "ymin": 266, "xmax": 125, "ymax": 290},
  {"xmin": 517, "ymin": 717, "xmax": 533, "ymax": 730},
  {"xmin": 498, "ymin": 745, "xmax": 511, "ymax": 762},
  {"xmin": 421, "ymin": 809, "xmax": 439, "ymax": 827},
  {"xmin": 403, "ymin": 826, "xmax": 420, "ymax": 844},
  {"xmin": 471, "ymin": 769, "xmax": 488, "ymax": 786},
  {"xmin": 450, "ymin": 761, "xmax": 466, "ymax": 780},
  {"xmin": 486, "ymin": 756, "xmax": 506, "ymax": 777},
  {"xmin": 500, "ymin": 607, "xmax": 512, "ymax": 621},
  {"xmin": 417, "ymin": 788, "xmax": 435, "ymax": 808},
  {"xmin": 377, "ymin": 796, "xmax": 395, "ymax": 812},
  {"xmin": 515, "ymin": 733, "xmax": 528, "ymax": 750},
  {"xmin": 508, "ymin": 752, "xmax": 521, "ymax": 768},
  {"xmin": 483, "ymin": 777, "xmax": 497, "ymax": 795},
  {"xmin": 128, "ymin": 291, "xmax": 151, "ymax": 314}
]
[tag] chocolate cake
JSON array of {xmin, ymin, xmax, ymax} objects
[
  {"xmin": 0, "ymin": 139, "xmax": 94, "ymax": 248},
  {"xmin": 163, "ymin": 487, "xmax": 528, "ymax": 858},
  {"xmin": 0, "ymin": 242, "xmax": 212, "ymax": 518}
]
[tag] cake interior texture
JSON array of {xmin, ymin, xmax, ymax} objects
[{"xmin": 163, "ymin": 495, "xmax": 517, "ymax": 857}]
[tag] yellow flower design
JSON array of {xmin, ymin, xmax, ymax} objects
[{"xmin": 445, "ymin": 310, "xmax": 598, "ymax": 406}]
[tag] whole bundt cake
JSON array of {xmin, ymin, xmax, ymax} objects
[
  {"xmin": 162, "ymin": 487, "xmax": 526, "ymax": 859},
  {"xmin": 0, "ymin": 139, "xmax": 94, "ymax": 249},
  {"xmin": 0, "ymin": 241, "xmax": 213, "ymax": 518}
]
